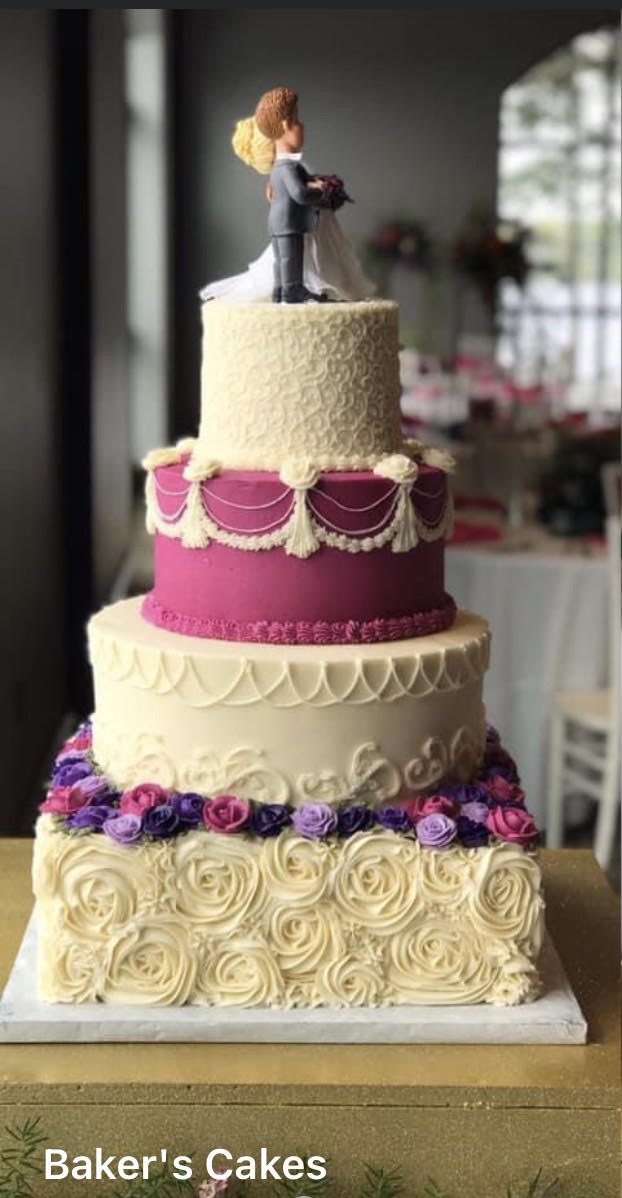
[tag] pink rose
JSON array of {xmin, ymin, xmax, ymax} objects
[
  {"xmin": 58, "ymin": 735, "xmax": 92, "ymax": 757},
  {"xmin": 403, "ymin": 794, "xmax": 457, "ymax": 824},
  {"xmin": 119, "ymin": 783, "xmax": 170, "ymax": 817},
  {"xmin": 40, "ymin": 786, "xmax": 87, "ymax": 816},
  {"xmin": 203, "ymin": 795, "xmax": 250, "ymax": 834},
  {"xmin": 486, "ymin": 805, "xmax": 538, "ymax": 846},
  {"xmin": 482, "ymin": 775, "xmax": 525, "ymax": 805}
]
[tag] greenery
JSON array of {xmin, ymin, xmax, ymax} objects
[
  {"xmin": 0, "ymin": 1120, "xmax": 586, "ymax": 1198},
  {"xmin": 0, "ymin": 1117, "xmax": 46, "ymax": 1198}
]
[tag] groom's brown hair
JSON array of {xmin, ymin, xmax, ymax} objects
[{"xmin": 254, "ymin": 87, "xmax": 299, "ymax": 140}]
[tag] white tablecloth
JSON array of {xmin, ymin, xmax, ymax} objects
[{"xmin": 446, "ymin": 548, "xmax": 609, "ymax": 824}]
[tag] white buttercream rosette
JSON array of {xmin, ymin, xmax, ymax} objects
[
  {"xmin": 173, "ymin": 834, "xmax": 265, "ymax": 935},
  {"xmin": 332, "ymin": 831, "xmax": 423, "ymax": 934},
  {"xmin": 197, "ymin": 937, "xmax": 283, "ymax": 1007},
  {"xmin": 102, "ymin": 917, "xmax": 197, "ymax": 1006}
]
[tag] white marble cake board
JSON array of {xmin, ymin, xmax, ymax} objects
[{"xmin": 0, "ymin": 915, "xmax": 587, "ymax": 1045}]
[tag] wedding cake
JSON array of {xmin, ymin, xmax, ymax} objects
[{"xmin": 33, "ymin": 300, "xmax": 544, "ymax": 1008}]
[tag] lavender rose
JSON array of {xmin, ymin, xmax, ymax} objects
[
  {"xmin": 143, "ymin": 803, "xmax": 180, "ymax": 840},
  {"xmin": 251, "ymin": 804, "xmax": 292, "ymax": 838},
  {"xmin": 75, "ymin": 774, "xmax": 117, "ymax": 805},
  {"xmin": 291, "ymin": 803, "xmax": 337, "ymax": 840},
  {"xmin": 460, "ymin": 800, "xmax": 490, "ymax": 825},
  {"xmin": 456, "ymin": 816, "xmax": 489, "ymax": 848},
  {"xmin": 173, "ymin": 792, "xmax": 207, "ymax": 828},
  {"xmin": 52, "ymin": 757, "xmax": 94, "ymax": 789},
  {"xmin": 103, "ymin": 813, "xmax": 143, "ymax": 845},
  {"xmin": 66, "ymin": 804, "xmax": 113, "ymax": 831},
  {"xmin": 337, "ymin": 805, "xmax": 377, "ymax": 837},
  {"xmin": 416, "ymin": 813, "xmax": 457, "ymax": 849},
  {"xmin": 377, "ymin": 806, "xmax": 412, "ymax": 834}
]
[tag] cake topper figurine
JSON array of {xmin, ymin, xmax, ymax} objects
[{"xmin": 201, "ymin": 87, "xmax": 374, "ymax": 305}]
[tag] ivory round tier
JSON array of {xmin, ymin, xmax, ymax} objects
[
  {"xmin": 88, "ymin": 598, "xmax": 490, "ymax": 805},
  {"xmin": 197, "ymin": 301, "xmax": 404, "ymax": 470}
]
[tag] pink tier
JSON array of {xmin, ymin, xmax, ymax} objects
[{"xmin": 143, "ymin": 463, "xmax": 455, "ymax": 645}]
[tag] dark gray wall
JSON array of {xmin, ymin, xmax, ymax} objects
[
  {"xmin": 0, "ymin": 11, "xmax": 65, "ymax": 833},
  {"xmin": 90, "ymin": 10, "xmax": 131, "ymax": 605},
  {"xmin": 172, "ymin": 8, "xmax": 617, "ymax": 435}
]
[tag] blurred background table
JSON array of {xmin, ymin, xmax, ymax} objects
[{"xmin": 446, "ymin": 520, "xmax": 609, "ymax": 824}]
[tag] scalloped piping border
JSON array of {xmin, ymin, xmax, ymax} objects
[{"xmin": 141, "ymin": 592, "xmax": 458, "ymax": 646}]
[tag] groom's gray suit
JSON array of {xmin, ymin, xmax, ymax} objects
[{"xmin": 268, "ymin": 158, "xmax": 321, "ymax": 302}]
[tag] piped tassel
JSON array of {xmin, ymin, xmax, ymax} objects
[
  {"xmin": 391, "ymin": 485, "xmax": 419, "ymax": 553},
  {"xmin": 284, "ymin": 488, "xmax": 320, "ymax": 558},
  {"xmin": 181, "ymin": 480, "xmax": 211, "ymax": 549},
  {"xmin": 145, "ymin": 469, "xmax": 158, "ymax": 535}
]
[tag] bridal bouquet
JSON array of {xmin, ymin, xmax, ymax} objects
[{"xmin": 314, "ymin": 174, "xmax": 353, "ymax": 211}]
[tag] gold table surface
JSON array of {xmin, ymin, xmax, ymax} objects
[{"xmin": 0, "ymin": 842, "xmax": 619, "ymax": 1108}]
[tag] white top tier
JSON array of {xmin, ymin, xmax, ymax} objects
[{"xmin": 197, "ymin": 300, "xmax": 403, "ymax": 471}]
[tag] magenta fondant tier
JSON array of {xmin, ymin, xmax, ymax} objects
[{"xmin": 143, "ymin": 462, "xmax": 455, "ymax": 645}]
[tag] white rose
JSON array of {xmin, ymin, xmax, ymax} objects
[
  {"xmin": 316, "ymin": 952, "xmax": 386, "ymax": 1007},
  {"xmin": 39, "ymin": 932, "xmax": 102, "ymax": 1003},
  {"xmin": 182, "ymin": 455, "xmax": 220, "ymax": 482},
  {"xmin": 198, "ymin": 938, "xmax": 283, "ymax": 1007},
  {"xmin": 373, "ymin": 453, "xmax": 419, "ymax": 485},
  {"xmin": 268, "ymin": 902, "xmax": 344, "ymax": 978},
  {"xmin": 142, "ymin": 445, "xmax": 182, "ymax": 471},
  {"xmin": 422, "ymin": 446, "xmax": 456, "ymax": 474},
  {"xmin": 102, "ymin": 917, "xmax": 197, "ymax": 1005},
  {"xmin": 173, "ymin": 834, "xmax": 265, "ymax": 935},
  {"xmin": 417, "ymin": 844, "xmax": 473, "ymax": 910},
  {"xmin": 386, "ymin": 917, "xmax": 494, "ymax": 1004},
  {"xmin": 280, "ymin": 457, "xmax": 320, "ymax": 490},
  {"xmin": 469, "ymin": 844, "xmax": 544, "ymax": 949},
  {"xmin": 40, "ymin": 835, "xmax": 153, "ymax": 939},
  {"xmin": 332, "ymin": 831, "xmax": 422, "ymax": 934},
  {"xmin": 262, "ymin": 834, "xmax": 334, "ymax": 908}
]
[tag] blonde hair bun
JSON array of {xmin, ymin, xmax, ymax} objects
[{"xmin": 232, "ymin": 116, "xmax": 274, "ymax": 175}]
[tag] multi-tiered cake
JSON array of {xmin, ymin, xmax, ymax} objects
[{"xmin": 33, "ymin": 301, "xmax": 544, "ymax": 1008}]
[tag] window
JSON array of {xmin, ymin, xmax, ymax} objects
[{"xmin": 497, "ymin": 27, "xmax": 621, "ymax": 415}]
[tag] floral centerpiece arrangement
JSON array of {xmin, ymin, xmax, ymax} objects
[{"xmin": 452, "ymin": 208, "xmax": 530, "ymax": 312}]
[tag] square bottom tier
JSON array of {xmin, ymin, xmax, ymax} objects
[{"xmin": 33, "ymin": 817, "xmax": 544, "ymax": 1008}]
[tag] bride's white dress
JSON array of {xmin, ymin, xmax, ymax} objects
[{"xmin": 200, "ymin": 210, "xmax": 375, "ymax": 303}]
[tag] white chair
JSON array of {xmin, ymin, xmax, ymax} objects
[{"xmin": 546, "ymin": 515, "xmax": 621, "ymax": 870}]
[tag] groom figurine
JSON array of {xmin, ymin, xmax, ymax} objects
[{"xmin": 254, "ymin": 87, "xmax": 326, "ymax": 303}]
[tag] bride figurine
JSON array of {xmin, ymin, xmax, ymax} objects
[{"xmin": 200, "ymin": 86, "xmax": 375, "ymax": 304}]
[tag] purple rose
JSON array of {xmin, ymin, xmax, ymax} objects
[
  {"xmin": 143, "ymin": 803, "xmax": 180, "ymax": 840},
  {"xmin": 75, "ymin": 774, "xmax": 117, "ymax": 805},
  {"xmin": 416, "ymin": 813, "xmax": 457, "ymax": 849},
  {"xmin": 291, "ymin": 803, "xmax": 337, "ymax": 840},
  {"xmin": 251, "ymin": 804, "xmax": 292, "ymax": 838},
  {"xmin": 445, "ymin": 783, "xmax": 490, "ymax": 806},
  {"xmin": 482, "ymin": 763, "xmax": 520, "ymax": 786},
  {"xmin": 52, "ymin": 757, "xmax": 93, "ymax": 789},
  {"xmin": 461, "ymin": 800, "xmax": 490, "ymax": 825},
  {"xmin": 337, "ymin": 806, "xmax": 377, "ymax": 837},
  {"xmin": 66, "ymin": 804, "xmax": 113, "ymax": 831},
  {"xmin": 377, "ymin": 806, "xmax": 412, "ymax": 834},
  {"xmin": 486, "ymin": 725, "xmax": 501, "ymax": 745},
  {"xmin": 103, "ymin": 813, "xmax": 143, "ymax": 845},
  {"xmin": 456, "ymin": 816, "xmax": 490, "ymax": 848},
  {"xmin": 173, "ymin": 792, "xmax": 207, "ymax": 828}
]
